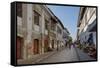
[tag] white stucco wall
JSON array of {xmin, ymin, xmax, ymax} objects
[
  {"xmin": 34, "ymin": 25, "xmax": 40, "ymax": 32},
  {"xmin": 17, "ymin": 16, "xmax": 23, "ymax": 37},
  {"xmin": 79, "ymin": 8, "xmax": 96, "ymax": 45},
  {"xmin": 17, "ymin": 16, "xmax": 22, "ymax": 26},
  {"xmin": 88, "ymin": 10, "xmax": 96, "ymax": 25},
  {"xmin": 45, "ymin": 30, "xmax": 48, "ymax": 35}
]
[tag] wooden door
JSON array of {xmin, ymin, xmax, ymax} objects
[
  {"xmin": 17, "ymin": 37, "xmax": 23, "ymax": 59},
  {"xmin": 34, "ymin": 39, "xmax": 39, "ymax": 54},
  {"xmin": 44, "ymin": 40, "xmax": 48, "ymax": 52}
]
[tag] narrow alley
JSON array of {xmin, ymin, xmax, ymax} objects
[{"xmin": 16, "ymin": 3, "xmax": 97, "ymax": 65}]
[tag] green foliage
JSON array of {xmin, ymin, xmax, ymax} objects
[{"xmin": 68, "ymin": 36, "xmax": 72, "ymax": 44}]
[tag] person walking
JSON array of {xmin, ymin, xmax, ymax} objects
[
  {"xmin": 73, "ymin": 43, "xmax": 75, "ymax": 48},
  {"xmin": 69, "ymin": 43, "xmax": 71, "ymax": 49}
]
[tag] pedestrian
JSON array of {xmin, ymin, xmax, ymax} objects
[
  {"xmin": 73, "ymin": 43, "xmax": 75, "ymax": 48},
  {"xmin": 69, "ymin": 44, "xmax": 71, "ymax": 49},
  {"xmin": 70, "ymin": 43, "xmax": 73, "ymax": 49}
]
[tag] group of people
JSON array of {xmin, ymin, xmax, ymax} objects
[{"xmin": 65, "ymin": 42, "xmax": 76, "ymax": 49}]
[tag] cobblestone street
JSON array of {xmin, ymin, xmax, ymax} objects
[
  {"xmin": 75, "ymin": 48, "xmax": 96, "ymax": 61},
  {"xmin": 37, "ymin": 46, "xmax": 96, "ymax": 64},
  {"xmin": 38, "ymin": 46, "xmax": 78, "ymax": 63}
]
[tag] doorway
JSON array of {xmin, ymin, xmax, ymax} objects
[
  {"xmin": 52, "ymin": 40, "xmax": 54, "ymax": 49},
  {"xmin": 33, "ymin": 39, "xmax": 39, "ymax": 54},
  {"xmin": 16, "ymin": 36, "xmax": 23, "ymax": 59}
]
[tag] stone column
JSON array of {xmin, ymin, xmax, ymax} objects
[
  {"xmin": 22, "ymin": 4, "xmax": 33, "ymax": 59},
  {"xmin": 40, "ymin": 9, "xmax": 45, "ymax": 54},
  {"xmin": 48, "ymin": 19, "xmax": 50, "ymax": 50},
  {"xmin": 55, "ymin": 23, "xmax": 57, "ymax": 49},
  {"xmin": 26, "ymin": 4, "xmax": 33, "ymax": 59},
  {"xmin": 48, "ymin": 19, "xmax": 52, "ymax": 49},
  {"xmin": 22, "ymin": 4, "xmax": 27, "ymax": 60},
  {"xmin": 39, "ymin": 15, "xmax": 42, "ymax": 54}
]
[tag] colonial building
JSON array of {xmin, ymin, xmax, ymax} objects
[
  {"xmin": 56, "ymin": 18, "xmax": 65, "ymax": 49},
  {"xmin": 77, "ymin": 7, "xmax": 97, "ymax": 47},
  {"xmin": 63, "ymin": 28, "xmax": 70, "ymax": 46},
  {"xmin": 17, "ymin": 3, "xmax": 70, "ymax": 64}
]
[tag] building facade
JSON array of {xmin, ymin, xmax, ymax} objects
[
  {"xmin": 63, "ymin": 28, "xmax": 70, "ymax": 46},
  {"xmin": 17, "ymin": 3, "xmax": 70, "ymax": 63},
  {"xmin": 77, "ymin": 7, "xmax": 97, "ymax": 47},
  {"xmin": 56, "ymin": 19, "xmax": 64, "ymax": 49}
]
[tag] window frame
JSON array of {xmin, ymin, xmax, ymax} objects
[{"xmin": 34, "ymin": 10, "xmax": 40, "ymax": 26}]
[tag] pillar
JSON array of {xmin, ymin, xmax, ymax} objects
[{"xmin": 22, "ymin": 4, "xmax": 33, "ymax": 59}]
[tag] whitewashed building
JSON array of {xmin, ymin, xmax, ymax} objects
[
  {"xmin": 56, "ymin": 20, "xmax": 65, "ymax": 49},
  {"xmin": 77, "ymin": 7, "xmax": 97, "ymax": 47},
  {"xmin": 63, "ymin": 28, "xmax": 70, "ymax": 46}
]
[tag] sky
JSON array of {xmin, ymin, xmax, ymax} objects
[{"xmin": 47, "ymin": 5, "xmax": 80, "ymax": 41}]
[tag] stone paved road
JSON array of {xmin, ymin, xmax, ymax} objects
[
  {"xmin": 38, "ymin": 47, "xmax": 79, "ymax": 63},
  {"xmin": 75, "ymin": 48, "xmax": 96, "ymax": 61}
]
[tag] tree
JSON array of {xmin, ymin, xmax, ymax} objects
[{"xmin": 68, "ymin": 36, "xmax": 73, "ymax": 44}]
